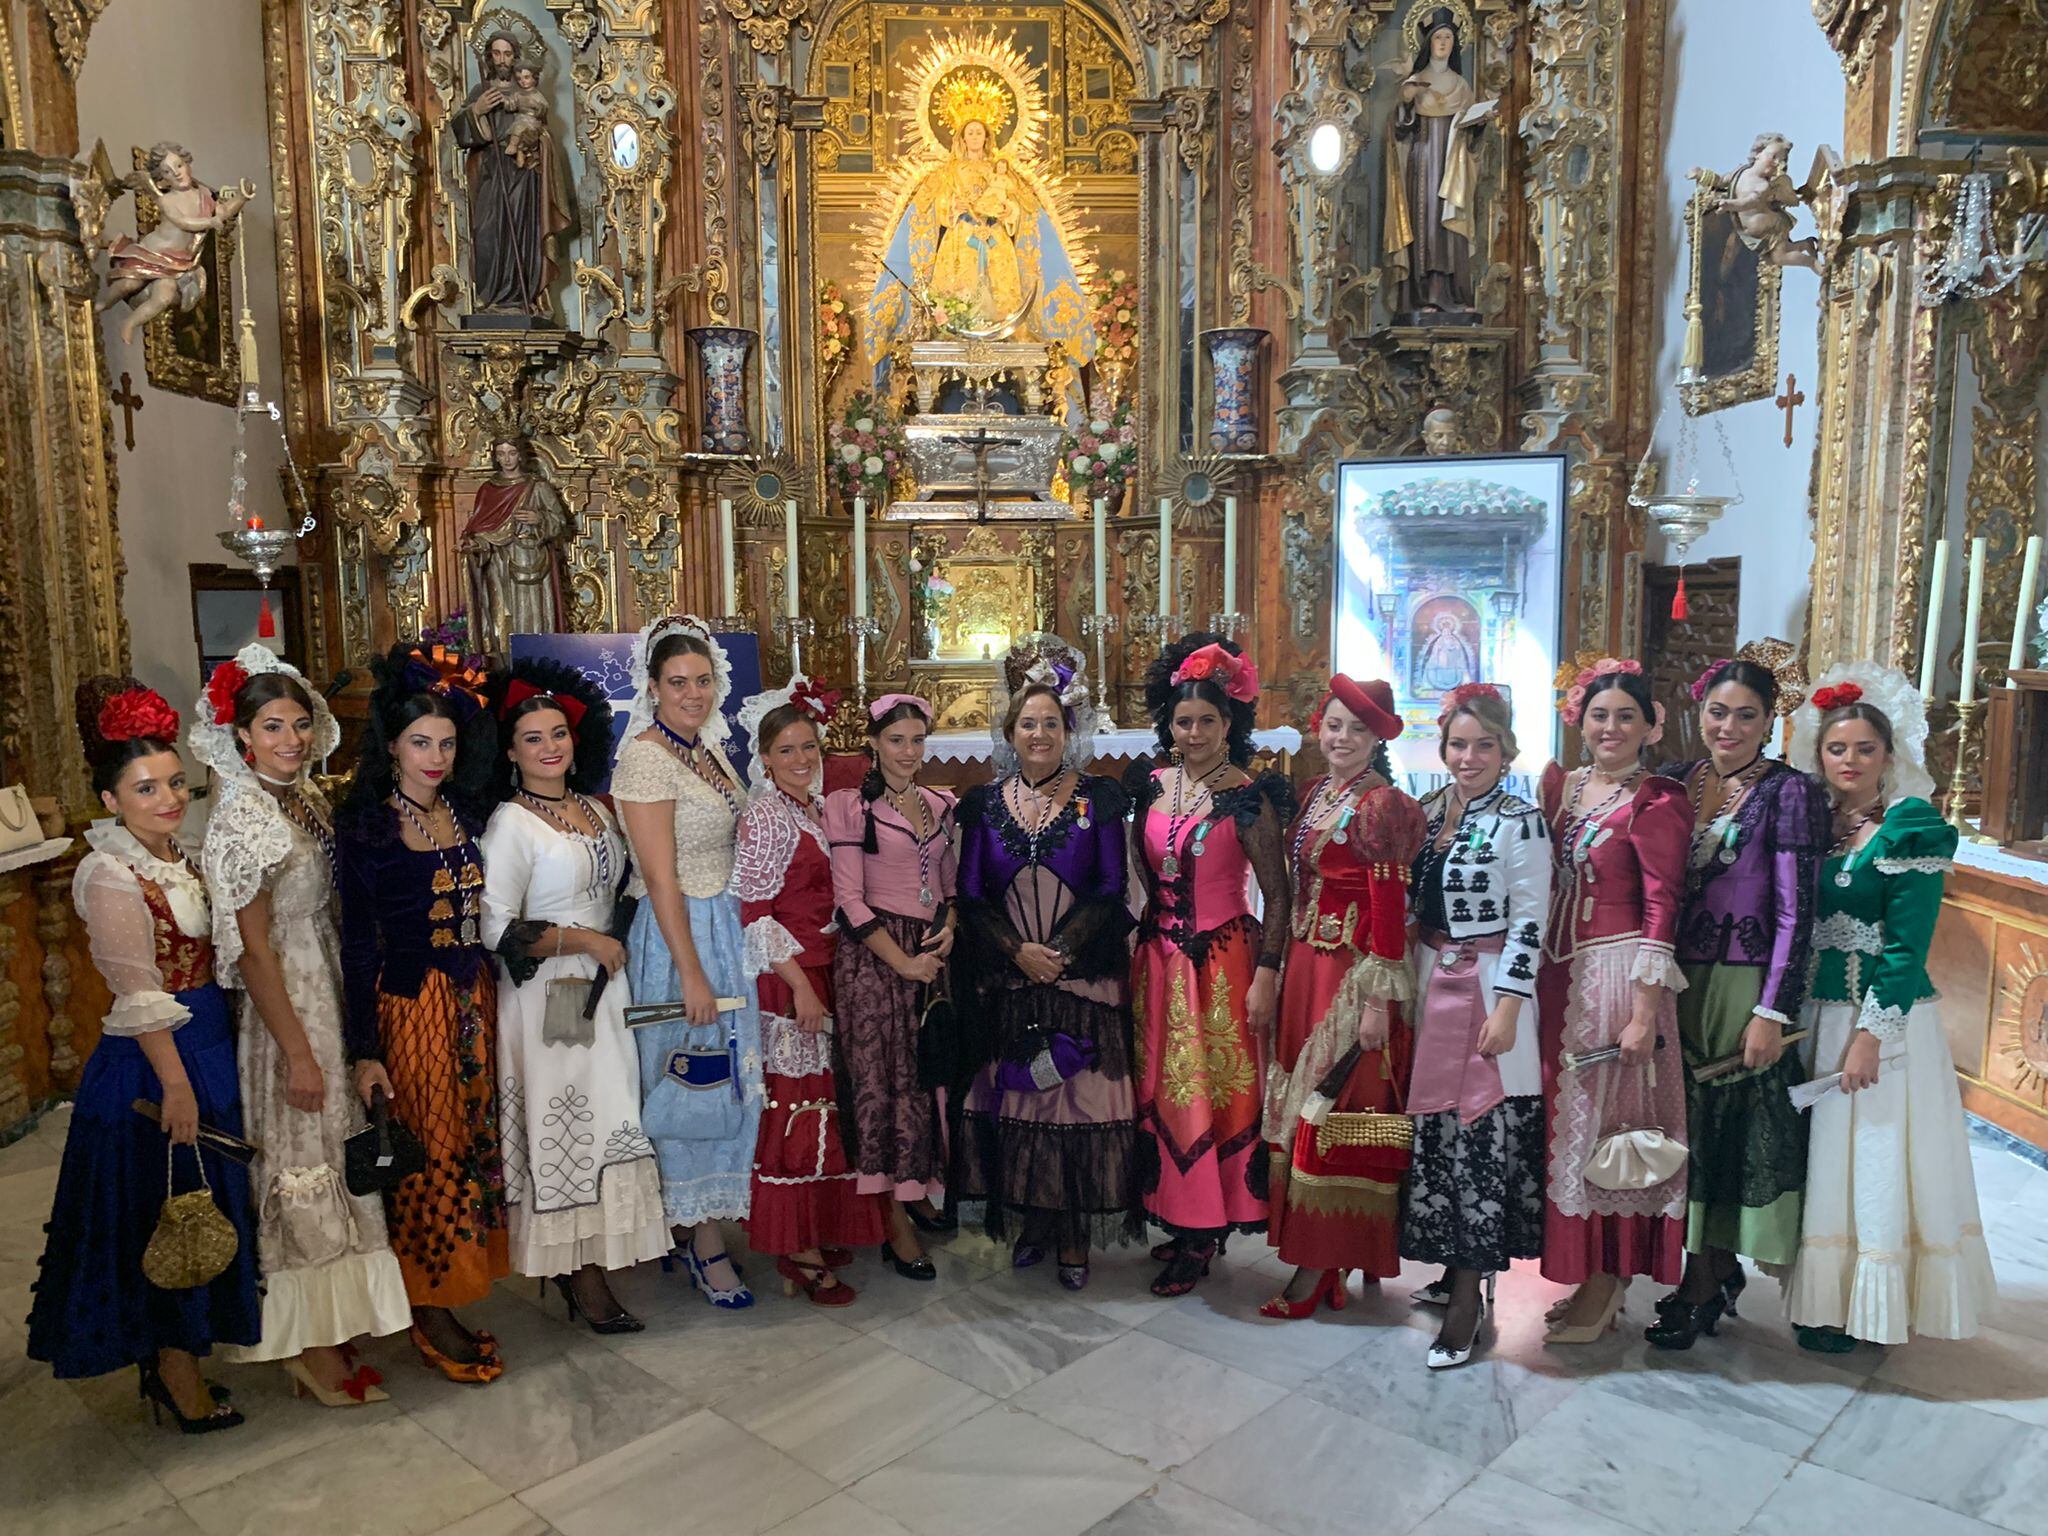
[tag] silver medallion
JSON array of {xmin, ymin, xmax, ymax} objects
[
  {"xmin": 1077, "ymin": 816, "xmax": 1091, "ymax": 829},
  {"xmin": 461, "ymin": 918, "xmax": 479, "ymax": 946},
  {"xmin": 919, "ymin": 885, "xmax": 935, "ymax": 908},
  {"xmin": 1332, "ymin": 831, "xmax": 1349, "ymax": 845},
  {"xmin": 1160, "ymin": 855, "xmax": 1180, "ymax": 879},
  {"xmin": 1718, "ymin": 847, "xmax": 1738, "ymax": 866},
  {"xmin": 1834, "ymin": 870, "xmax": 1853, "ymax": 888}
]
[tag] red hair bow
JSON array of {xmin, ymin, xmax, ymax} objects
[
  {"xmin": 790, "ymin": 678, "xmax": 841, "ymax": 724},
  {"xmin": 501, "ymin": 678, "xmax": 586, "ymax": 728},
  {"xmin": 1811, "ymin": 682, "xmax": 1864, "ymax": 712},
  {"xmin": 1171, "ymin": 643, "xmax": 1260, "ymax": 703},
  {"xmin": 205, "ymin": 660, "xmax": 249, "ymax": 726},
  {"xmin": 99, "ymin": 686, "xmax": 180, "ymax": 744}
]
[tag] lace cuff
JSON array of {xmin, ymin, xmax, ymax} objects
[
  {"xmin": 1341, "ymin": 952, "xmax": 1416, "ymax": 1005},
  {"xmin": 1856, "ymin": 991, "xmax": 1910, "ymax": 1042},
  {"xmin": 1629, "ymin": 940, "xmax": 1688, "ymax": 993},
  {"xmin": 743, "ymin": 916, "xmax": 806, "ymax": 976},
  {"xmin": 103, "ymin": 989, "xmax": 190, "ymax": 1037},
  {"xmin": 496, "ymin": 920, "xmax": 553, "ymax": 988},
  {"xmin": 1753, "ymin": 1006, "xmax": 1793, "ymax": 1027}
]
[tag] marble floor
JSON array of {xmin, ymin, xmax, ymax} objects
[{"xmin": 6, "ymin": 1109, "xmax": 2048, "ymax": 1536}]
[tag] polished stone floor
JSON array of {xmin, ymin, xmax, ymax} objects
[{"xmin": 6, "ymin": 1106, "xmax": 2048, "ymax": 1536}]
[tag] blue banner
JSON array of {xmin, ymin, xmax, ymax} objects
[{"xmin": 508, "ymin": 630, "xmax": 762, "ymax": 789}]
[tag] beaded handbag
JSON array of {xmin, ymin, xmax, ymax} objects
[{"xmin": 140, "ymin": 1143, "xmax": 240, "ymax": 1291}]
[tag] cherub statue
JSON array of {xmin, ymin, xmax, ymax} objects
[
  {"xmin": 95, "ymin": 142, "xmax": 252, "ymax": 346},
  {"xmin": 501, "ymin": 64, "xmax": 550, "ymax": 171},
  {"xmin": 1716, "ymin": 133, "xmax": 1820, "ymax": 272}
]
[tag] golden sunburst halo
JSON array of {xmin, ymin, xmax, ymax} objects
[
  {"xmin": 1996, "ymin": 941, "xmax": 2048, "ymax": 1100},
  {"xmin": 903, "ymin": 28, "xmax": 1046, "ymax": 162},
  {"xmin": 1156, "ymin": 455, "xmax": 1240, "ymax": 528}
]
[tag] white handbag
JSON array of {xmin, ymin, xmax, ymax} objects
[
  {"xmin": 0, "ymin": 785, "xmax": 40, "ymax": 856},
  {"xmin": 1582, "ymin": 1055, "xmax": 1688, "ymax": 1192}
]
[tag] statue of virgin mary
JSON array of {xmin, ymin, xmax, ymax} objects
[{"xmin": 864, "ymin": 61, "xmax": 1095, "ymax": 383}]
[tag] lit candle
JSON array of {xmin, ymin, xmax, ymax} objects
[
  {"xmin": 718, "ymin": 497, "xmax": 736, "ymax": 615},
  {"xmin": 246, "ymin": 515, "xmax": 264, "ymax": 531},
  {"xmin": 1221, "ymin": 495, "xmax": 1238, "ymax": 616},
  {"xmin": 1158, "ymin": 497, "xmax": 1173, "ymax": 618},
  {"xmin": 2010, "ymin": 534, "xmax": 2043, "ymax": 674},
  {"xmin": 853, "ymin": 495, "xmax": 868, "ymax": 619},
  {"xmin": 1919, "ymin": 538, "xmax": 1950, "ymax": 698},
  {"xmin": 1092, "ymin": 497, "xmax": 1108, "ymax": 617},
  {"xmin": 784, "ymin": 498, "xmax": 800, "ymax": 619},
  {"xmin": 1959, "ymin": 535, "xmax": 1986, "ymax": 705}
]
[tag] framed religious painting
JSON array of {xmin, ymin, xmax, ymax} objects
[
  {"xmin": 1333, "ymin": 452, "xmax": 1567, "ymax": 796},
  {"xmin": 129, "ymin": 144, "xmax": 241, "ymax": 406},
  {"xmin": 1678, "ymin": 155, "xmax": 1784, "ymax": 416}
]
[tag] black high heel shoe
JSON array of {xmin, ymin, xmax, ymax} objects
[
  {"xmin": 138, "ymin": 1366, "xmax": 245, "ymax": 1435},
  {"xmin": 879, "ymin": 1242, "xmax": 937, "ymax": 1281},
  {"xmin": 1644, "ymin": 1291, "xmax": 1729, "ymax": 1351},
  {"xmin": 905, "ymin": 1203, "xmax": 957, "ymax": 1235},
  {"xmin": 547, "ymin": 1275, "xmax": 646, "ymax": 1335},
  {"xmin": 1719, "ymin": 1265, "xmax": 1748, "ymax": 1316}
]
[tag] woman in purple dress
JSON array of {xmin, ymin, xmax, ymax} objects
[
  {"xmin": 1648, "ymin": 655, "xmax": 1826, "ymax": 1350},
  {"xmin": 951, "ymin": 638, "xmax": 1142, "ymax": 1289}
]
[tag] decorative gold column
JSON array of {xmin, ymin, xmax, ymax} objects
[{"xmin": 0, "ymin": 150, "xmax": 127, "ymax": 814}]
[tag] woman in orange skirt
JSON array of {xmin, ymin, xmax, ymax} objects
[
  {"xmin": 338, "ymin": 645, "xmax": 510, "ymax": 1382},
  {"xmin": 1262, "ymin": 676, "xmax": 1426, "ymax": 1317}
]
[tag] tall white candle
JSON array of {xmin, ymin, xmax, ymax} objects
[
  {"xmin": 1960, "ymin": 535, "xmax": 1987, "ymax": 705},
  {"xmin": 1222, "ymin": 495, "xmax": 1238, "ymax": 616},
  {"xmin": 1919, "ymin": 538, "xmax": 1950, "ymax": 697},
  {"xmin": 784, "ymin": 498, "xmax": 800, "ymax": 620},
  {"xmin": 1092, "ymin": 498, "xmax": 1108, "ymax": 617},
  {"xmin": 718, "ymin": 497, "xmax": 736, "ymax": 615},
  {"xmin": 853, "ymin": 496, "xmax": 868, "ymax": 619},
  {"xmin": 2010, "ymin": 534, "xmax": 2043, "ymax": 674},
  {"xmin": 1158, "ymin": 497, "xmax": 1173, "ymax": 618}
]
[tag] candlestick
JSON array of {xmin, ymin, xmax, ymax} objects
[
  {"xmin": 842, "ymin": 613, "xmax": 881, "ymax": 710},
  {"xmin": 1221, "ymin": 496, "xmax": 1237, "ymax": 616},
  {"xmin": 1092, "ymin": 498, "xmax": 1108, "ymax": 617},
  {"xmin": 1080, "ymin": 611, "xmax": 1120, "ymax": 729},
  {"xmin": 784, "ymin": 499, "xmax": 800, "ymax": 620},
  {"xmin": 2011, "ymin": 534, "xmax": 2043, "ymax": 673},
  {"xmin": 718, "ymin": 497, "xmax": 736, "ymax": 615},
  {"xmin": 1157, "ymin": 498, "xmax": 1173, "ymax": 619},
  {"xmin": 1960, "ymin": 535, "xmax": 1986, "ymax": 704},
  {"xmin": 1946, "ymin": 696, "xmax": 1987, "ymax": 834},
  {"xmin": 853, "ymin": 496, "xmax": 869, "ymax": 618},
  {"xmin": 776, "ymin": 615, "xmax": 814, "ymax": 678},
  {"xmin": 1919, "ymin": 538, "xmax": 1950, "ymax": 697},
  {"xmin": 1206, "ymin": 612, "xmax": 1248, "ymax": 641}
]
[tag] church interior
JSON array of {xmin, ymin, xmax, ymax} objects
[{"xmin": 5, "ymin": 2, "xmax": 2048, "ymax": 1533}]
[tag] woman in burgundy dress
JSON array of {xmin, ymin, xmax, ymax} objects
[
  {"xmin": 1539, "ymin": 661, "xmax": 1692, "ymax": 1343},
  {"xmin": 1263, "ymin": 675, "xmax": 1426, "ymax": 1317},
  {"xmin": 734, "ymin": 679, "xmax": 889, "ymax": 1305}
]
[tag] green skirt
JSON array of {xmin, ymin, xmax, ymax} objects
[{"xmin": 1676, "ymin": 962, "xmax": 1806, "ymax": 1268}]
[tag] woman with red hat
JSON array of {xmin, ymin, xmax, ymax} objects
[{"xmin": 1261, "ymin": 675, "xmax": 1427, "ymax": 1317}]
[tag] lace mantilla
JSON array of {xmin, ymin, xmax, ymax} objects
[
  {"xmin": 1812, "ymin": 912, "xmax": 1884, "ymax": 955},
  {"xmin": 201, "ymin": 783, "xmax": 296, "ymax": 985}
]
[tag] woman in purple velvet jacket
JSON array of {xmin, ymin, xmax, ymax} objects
[
  {"xmin": 1648, "ymin": 655, "xmax": 1828, "ymax": 1350},
  {"xmin": 950, "ymin": 641, "xmax": 1143, "ymax": 1291}
]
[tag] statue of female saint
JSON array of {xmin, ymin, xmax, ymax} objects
[
  {"xmin": 1383, "ymin": 9, "xmax": 1493, "ymax": 318},
  {"xmin": 460, "ymin": 437, "xmax": 570, "ymax": 654},
  {"xmin": 864, "ymin": 71, "xmax": 1094, "ymax": 380}
]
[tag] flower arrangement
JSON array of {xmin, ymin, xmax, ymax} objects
[
  {"xmin": 827, "ymin": 390, "xmax": 904, "ymax": 509},
  {"xmin": 818, "ymin": 279, "xmax": 855, "ymax": 385},
  {"xmin": 1088, "ymin": 268, "xmax": 1138, "ymax": 385},
  {"xmin": 1061, "ymin": 399, "xmax": 1139, "ymax": 508},
  {"xmin": 421, "ymin": 612, "xmax": 470, "ymax": 656}
]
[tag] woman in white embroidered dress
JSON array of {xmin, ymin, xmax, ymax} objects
[
  {"xmin": 1784, "ymin": 665, "xmax": 1996, "ymax": 1350},
  {"xmin": 480, "ymin": 658, "xmax": 669, "ymax": 1333},
  {"xmin": 193, "ymin": 647, "xmax": 409, "ymax": 1405},
  {"xmin": 614, "ymin": 616, "xmax": 764, "ymax": 1309}
]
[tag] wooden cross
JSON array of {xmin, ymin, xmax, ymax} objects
[
  {"xmin": 110, "ymin": 372, "xmax": 144, "ymax": 450},
  {"xmin": 1775, "ymin": 372, "xmax": 1805, "ymax": 448}
]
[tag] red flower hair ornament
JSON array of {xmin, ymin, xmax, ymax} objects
[
  {"xmin": 98, "ymin": 687, "xmax": 180, "ymax": 745},
  {"xmin": 1811, "ymin": 682, "xmax": 1864, "ymax": 712},
  {"xmin": 1170, "ymin": 643, "xmax": 1260, "ymax": 703},
  {"xmin": 205, "ymin": 660, "xmax": 249, "ymax": 726},
  {"xmin": 1437, "ymin": 682, "xmax": 1504, "ymax": 726},
  {"xmin": 789, "ymin": 678, "xmax": 841, "ymax": 725}
]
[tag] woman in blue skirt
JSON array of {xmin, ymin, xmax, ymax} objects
[{"xmin": 26, "ymin": 678, "xmax": 260, "ymax": 1432}]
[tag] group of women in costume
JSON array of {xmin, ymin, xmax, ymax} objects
[{"xmin": 24, "ymin": 620, "xmax": 1998, "ymax": 1435}]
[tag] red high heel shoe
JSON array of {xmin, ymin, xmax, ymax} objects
[
  {"xmin": 778, "ymin": 1256, "xmax": 858, "ymax": 1307},
  {"xmin": 1259, "ymin": 1269, "xmax": 1350, "ymax": 1319},
  {"xmin": 820, "ymin": 1247, "xmax": 855, "ymax": 1270}
]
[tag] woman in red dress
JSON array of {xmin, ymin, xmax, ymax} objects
[
  {"xmin": 734, "ymin": 680, "xmax": 890, "ymax": 1305},
  {"xmin": 1263, "ymin": 676, "xmax": 1427, "ymax": 1317},
  {"xmin": 1538, "ymin": 661, "xmax": 1691, "ymax": 1343}
]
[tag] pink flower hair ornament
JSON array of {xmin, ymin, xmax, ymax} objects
[
  {"xmin": 1170, "ymin": 643, "xmax": 1260, "ymax": 703},
  {"xmin": 1559, "ymin": 657, "xmax": 1643, "ymax": 728},
  {"xmin": 1688, "ymin": 658, "xmax": 1735, "ymax": 703}
]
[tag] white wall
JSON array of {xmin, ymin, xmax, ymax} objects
[
  {"xmin": 75, "ymin": 0, "xmax": 288, "ymax": 730},
  {"xmin": 1649, "ymin": 1, "xmax": 1843, "ymax": 646}
]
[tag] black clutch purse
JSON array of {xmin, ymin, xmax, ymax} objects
[
  {"xmin": 343, "ymin": 1087, "xmax": 427, "ymax": 1196},
  {"xmin": 916, "ymin": 986, "xmax": 958, "ymax": 1090}
]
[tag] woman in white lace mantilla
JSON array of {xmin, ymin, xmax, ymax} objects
[
  {"xmin": 479, "ymin": 659, "xmax": 669, "ymax": 1335},
  {"xmin": 193, "ymin": 647, "xmax": 409, "ymax": 1404},
  {"xmin": 1784, "ymin": 667, "xmax": 1995, "ymax": 1350}
]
